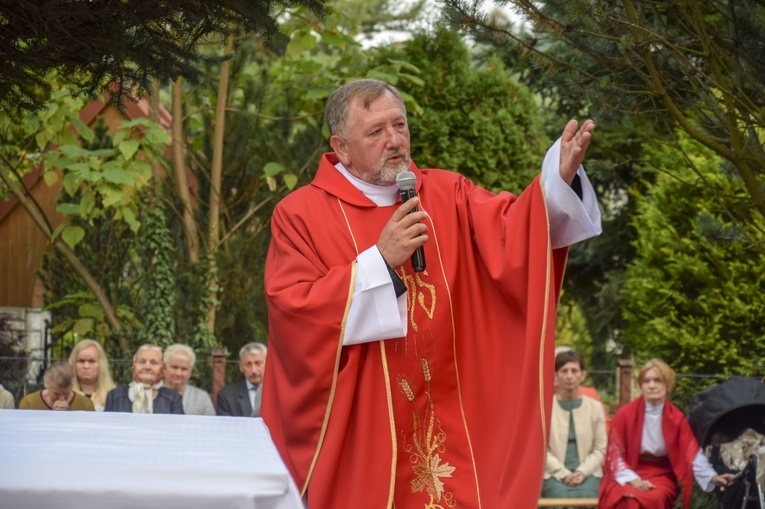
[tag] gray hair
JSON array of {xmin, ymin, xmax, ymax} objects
[
  {"xmin": 133, "ymin": 343, "xmax": 163, "ymax": 362},
  {"xmin": 43, "ymin": 363, "xmax": 75, "ymax": 389},
  {"xmin": 164, "ymin": 343, "xmax": 196, "ymax": 369},
  {"xmin": 239, "ymin": 342, "xmax": 267, "ymax": 360},
  {"xmin": 325, "ymin": 79, "xmax": 407, "ymax": 138}
]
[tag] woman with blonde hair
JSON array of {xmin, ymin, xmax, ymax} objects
[
  {"xmin": 599, "ymin": 358, "xmax": 734, "ymax": 508},
  {"xmin": 68, "ymin": 339, "xmax": 116, "ymax": 412}
]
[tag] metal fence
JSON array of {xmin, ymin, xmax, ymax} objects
[{"xmin": 1, "ymin": 355, "xmax": 750, "ymax": 416}]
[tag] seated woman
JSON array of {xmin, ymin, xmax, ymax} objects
[
  {"xmin": 599, "ymin": 358, "xmax": 734, "ymax": 509},
  {"xmin": 541, "ymin": 350, "xmax": 607, "ymax": 502},
  {"xmin": 104, "ymin": 344, "xmax": 183, "ymax": 414},
  {"xmin": 68, "ymin": 339, "xmax": 116, "ymax": 412},
  {"xmin": 163, "ymin": 343, "xmax": 215, "ymax": 416}
]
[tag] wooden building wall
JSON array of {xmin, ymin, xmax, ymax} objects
[
  {"xmin": 0, "ymin": 170, "xmax": 65, "ymax": 308},
  {"xmin": 0, "ymin": 96, "xmax": 175, "ymax": 310}
]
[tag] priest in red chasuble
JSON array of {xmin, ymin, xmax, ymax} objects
[{"xmin": 262, "ymin": 79, "xmax": 602, "ymax": 509}]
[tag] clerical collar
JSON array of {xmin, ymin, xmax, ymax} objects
[{"xmin": 334, "ymin": 162, "xmax": 398, "ymax": 206}]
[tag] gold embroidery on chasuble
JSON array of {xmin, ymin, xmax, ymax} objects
[{"xmin": 395, "ymin": 269, "xmax": 457, "ymax": 509}]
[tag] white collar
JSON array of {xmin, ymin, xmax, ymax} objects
[
  {"xmin": 645, "ymin": 401, "xmax": 665, "ymax": 415},
  {"xmin": 335, "ymin": 162, "xmax": 398, "ymax": 207}
]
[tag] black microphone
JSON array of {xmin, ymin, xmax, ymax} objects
[{"xmin": 395, "ymin": 171, "xmax": 426, "ymax": 273}]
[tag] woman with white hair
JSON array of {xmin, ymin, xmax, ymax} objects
[
  {"xmin": 163, "ymin": 343, "xmax": 215, "ymax": 416},
  {"xmin": 68, "ymin": 339, "xmax": 116, "ymax": 411},
  {"xmin": 104, "ymin": 344, "xmax": 183, "ymax": 414}
]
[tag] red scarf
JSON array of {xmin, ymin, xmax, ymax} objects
[{"xmin": 602, "ymin": 397, "xmax": 701, "ymax": 509}]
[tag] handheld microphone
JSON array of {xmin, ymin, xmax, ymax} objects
[{"xmin": 395, "ymin": 171, "xmax": 426, "ymax": 273}]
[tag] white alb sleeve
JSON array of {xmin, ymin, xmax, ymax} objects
[
  {"xmin": 343, "ymin": 247, "xmax": 408, "ymax": 346},
  {"xmin": 692, "ymin": 449, "xmax": 718, "ymax": 492},
  {"xmin": 541, "ymin": 138, "xmax": 602, "ymax": 248}
]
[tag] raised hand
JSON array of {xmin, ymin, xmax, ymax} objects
[
  {"xmin": 559, "ymin": 119, "xmax": 596, "ymax": 185},
  {"xmin": 376, "ymin": 197, "xmax": 429, "ymax": 268}
]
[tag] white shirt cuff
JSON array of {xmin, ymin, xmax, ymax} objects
[
  {"xmin": 541, "ymin": 138, "xmax": 602, "ymax": 248},
  {"xmin": 342, "ymin": 247, "xmax": 407, "ymax": 346}
]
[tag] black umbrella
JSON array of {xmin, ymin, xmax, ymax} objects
[{"xmin": 686, "ymin": 377, "xmax": 765, "ymax": 448}]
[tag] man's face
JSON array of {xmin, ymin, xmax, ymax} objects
[
  {"xmin": 331, "ymin": 91, "xmax": 411, "ymax": 186},
  {"xmin": 75, "ymin": 345, "xmax": 100, "ymax": 384},
  {"xmin": 133, "ymin": 348, "xmax": 163, "ymax": 385},
  {"xmin": 239, "ymin": 351, "xmax": 266, "ymax": 388},
  {"xmin": 164, "ymin": 355, "xmax": 192, "ymax": 390}
]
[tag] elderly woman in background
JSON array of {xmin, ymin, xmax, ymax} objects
[
  {"xmin": 19, "ymin": 363, "xmax": 94, "ymax": 411},
  {"xmin": 599, "ymin": 358, "xmax": 734, "ymax": 509},
  {"xmin": 163, "ymin": 343, "xmax": 215, "ymax": 416},
  {"xmin": 541, "ymin": 349, "xmax": 607, "ymax": 502},
  {"xmin": 68, "ymin": 339, "xmax": 116, "ymax": 411},
  {"xmin": 105, "ymin": 344, "xmax": 183, "ymax": 414}
]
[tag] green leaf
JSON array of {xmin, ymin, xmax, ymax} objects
[
  {"xmin": 321, "ymin": 31, "xmax": 356, "ymax": 50},
  {"xmin": 388, "ymin": 59, "xmax": 421, "ymax": 74},
  {"xmin": 100, "ymin": 185, "xmax": 124, "ymax": 207},
  {"xmin": 120, "ymin": 118, "xmax": 154, "ymax": 129},
  {"xmin": 78, "ymin": 303, "xmax": 105, "ymax": 321},
  {"xmin": 61, "ymin": 225, "xmax": 85, "ymax": 248},
  {"xmin": 71, "ymin": 118, "xmax": 94, "ymax": 143},
  {"xmin": 79, "ymin": 193, "xmax": 95, "ymax": 216},
  {"xmin": 304, "ymin": 86, "xmax": 337, "ymax": 101},
  {"xmin": 112, "ymin": 129, "xmax": 127, "ymax": 146},
  {"xmin": 263, "ymin": 161, "xmax": 285, "ymax": 177},
  {"xmin": 121, "ymin": 206, "xmax": 140, "ymax": 232},
  {"xmin": 287, "ymin": 32, "xmax": 317, "ymax": 58},
  {"xmin": 72, "ymin": 318, "xmax": 94, "ymax": 336},
  {"xmin": 143, "ymin": 128, "xmax": 169, "ymax": 145},
  {"xmin": 43, "ymin": 170, "xmax": 59, "ymax": 187},
  {"xmin": 284, "ymin": 173, "xmax": 298, "ymax": 190},
  {"xmin": 56, "ymin": 203, "xmax": 81, "ymax": 216},
  {"xmin": 61, "ymin": 129, "xmax": 78, "ymax": 146},
  {"xmin": 366, "ymin": 69, "xmax": 399, "ymax": 84},
  {"xmin": 103, "ymin": 167, "xmax": 135, "ymax": 186},
  {"xmin": 62, "ymin": 172, "xmax": 79, "ymax": 196},
  {"xmin": 119, "ymin": 139, "xmax": 139, "ymax": 161},
  {"xmin": 128, "ymin": 160, "xmax": 152, "ymax": 186}
]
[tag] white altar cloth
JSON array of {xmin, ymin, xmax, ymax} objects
[{"xmin": 0, "ymin": 410, "xmax": 303, "ymax": 509}]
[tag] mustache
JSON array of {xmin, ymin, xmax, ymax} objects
[{"xmin": 385, "ymin": 149, "xmax": 408, "ymax": 160}]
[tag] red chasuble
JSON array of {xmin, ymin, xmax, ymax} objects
[
  {"xmin": 599, "ymin": 397, "xmax": 701, "ymax": 509},
  {"xmin": 262, "ymin": 153, "xmax": 568, "ymax": 508}
]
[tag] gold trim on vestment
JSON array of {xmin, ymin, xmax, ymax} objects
[
  {"xmin": 380, "ymin": 342, "xmax": 398, "ymax": 508},
  {"xmin": 537, "ymin": 178, "xmax": 554, "ymax": 469},
  {"xmin": 300, "ymin": 199, "xmax": 358, "ymax": 497}
]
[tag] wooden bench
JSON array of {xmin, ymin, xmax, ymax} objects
[{"xmin": 538, "ymin": 498, "xmax": 599, "ymax": 507}]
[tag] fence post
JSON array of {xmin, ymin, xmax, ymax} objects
[
  {"xmin": 618, "ymin": 358, "xmax": 634, "ymax": 409},
  {"xmin": 211, "ymin": 348, "xmax": 228, "ymax": 408}
]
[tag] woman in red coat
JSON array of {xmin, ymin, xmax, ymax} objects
[{"xmin": 599, "ymin": 359, "xmax": 734, "ymax": 509}]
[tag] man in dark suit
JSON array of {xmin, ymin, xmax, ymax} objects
[{"xmin": 216, "ymin": 342, "xmax": 267, "ymax": 417}]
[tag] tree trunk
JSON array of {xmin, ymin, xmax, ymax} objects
[
  {"xmin": 205, "ymin": 33, "xmax": 235, "ymax": 334},
  {"xmin": 172, "ymin": 77, "xmax": 200, "ymax": 263}
]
